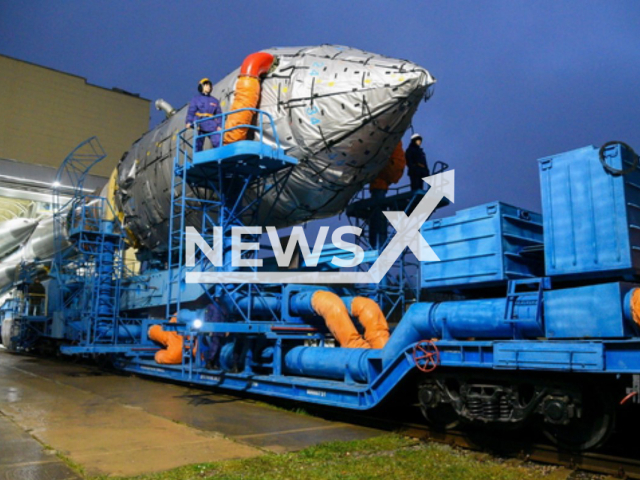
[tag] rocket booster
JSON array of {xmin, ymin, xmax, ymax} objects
[
  {"xmin": 0, "ymin": 216, "xmax": 71, "ymax": 291},
  {"xmin": 0, "ymin": 218, "xmax": 38, "ymax": 260}
]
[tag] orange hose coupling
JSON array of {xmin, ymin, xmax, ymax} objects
[{"xmin": 240, "ymin": 52, "xmax": 275, "ymax": 78}]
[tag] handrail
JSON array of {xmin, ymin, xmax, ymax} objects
[
  {"xmin": 185, "ymin": 107, "xmax": 282, "ymax": 152},
  {"xmin": 68, "ymin": 194, "xmax": 120, "ymax": 233}
]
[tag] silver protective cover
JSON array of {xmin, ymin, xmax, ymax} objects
[
  {"xmin": 116, "ymin": 45, "xmax": 435, "ymax": 252},
  {"xmin": 0, "ymin": 216, "xmax": 71, "ymax": 291}
]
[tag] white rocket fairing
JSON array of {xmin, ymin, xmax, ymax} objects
[{"xmin": 0, "ymin": 216, "xmax": 71, "ymax": 290}]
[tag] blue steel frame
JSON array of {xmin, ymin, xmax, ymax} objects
[
  {"xmin": 166, "ymin": 108, "xmax": 298, "ymax": 322},
  {"xmin": 9, "ymin": 130, "xmax": 640, "ymax": 415},
  {"xmin": 93, "ymin": 134, "xmax": 640, "ymax": 411},
  {"xmin": 49, "ymin": 137, "xmax": 142, "ymax": 355},
  {"xmin": 113, "ymin": 336, "xmax": 640, "ymax": 411},
  {"xmin": 345, "ymin": 185, "xmax": 443, "ymax": 318},
  {"xmin": 160, "ymin": 108, "xmax": 318, "ymax": 376},
  {"xmin": 109, "ymin": 134, "xmax": 640, "ymax": 411},
  {"xmin": 0, "ymin": 262, "xmax": 47, "ymax": 352}
]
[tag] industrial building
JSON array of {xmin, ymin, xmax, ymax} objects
[
  {"xmin": 0, "ymin": 53, "xmax": 150, "ymax": 290},
  {"xmin": 0, "ymin": 54, "xmax": 150, "ymax": 177}
]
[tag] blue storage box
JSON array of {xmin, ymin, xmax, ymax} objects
[
  {"xmin": 539, "ymin": 144, "xmax": 640, "ymax": 278},
  {"xmin": 419, "ymin": 202, "xmax": 544, "ymax": 290}
]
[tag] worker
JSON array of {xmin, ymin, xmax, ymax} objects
[
  {"xmin": 186, "ymin": 78, "xmax": 223, "ymax": 152},
  {"xmin": 368, "ymin": 142, "xmax": 406, "ymax": 249},
  {"xmin": 200, "ymin": 297, "xmax": 228, "ymax": 369},
  {"xmin": 406, "ymin": 133, "xmax": 430, "ymax": 191}
]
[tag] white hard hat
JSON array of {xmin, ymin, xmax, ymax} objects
[{"xmin": 411, "ymin": 133, "xmax": 422, "ymax": 141}]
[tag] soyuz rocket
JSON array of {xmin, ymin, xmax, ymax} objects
[{"xmin": 0, "ymin": 45, "xmax": 435, "ymax": 289}]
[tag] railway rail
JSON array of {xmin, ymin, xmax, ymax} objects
[
  {"xmin": 92, "ymin": 359, "xmax": 640, "ymax": 478},
  {"xmin": 308, "ymin": 407, "xmax": 640, "ymax": 479},
  {"xmin": 400, "ymin": 423, "xmax": 640, "ymax": 479}
]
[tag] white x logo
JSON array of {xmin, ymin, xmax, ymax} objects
[
  {"xmin": 367, "ymin": 170, "xmax": 454, "ymax": 283},
  {"xmin": 187, "ymin": 170, "xmax": 454, "ymax": 284}
]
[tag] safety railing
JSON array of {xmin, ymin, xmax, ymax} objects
[
  {"xmin": 189, "ymin": 107, "xmax": 283, "ymax": 153},
  {"xmin": 68, "ymin": 195, "xmax": 112, "ymax": 233},
  {"xmin": 349, "ymin": 160, "xmax": 450, "ymax": 204}
]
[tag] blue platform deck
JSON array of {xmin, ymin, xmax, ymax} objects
[
  {"xmin": 346, "ymin": 188, "xmax": 450, "ymax": 219},
  {"xmin": 189, "ymin": 141, "xmax": 297, "ymax": 178}
]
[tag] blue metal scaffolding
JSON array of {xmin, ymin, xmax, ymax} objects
[{"xmin": 48, "ymin": 137, "xmax": 141, "ymax": 355}]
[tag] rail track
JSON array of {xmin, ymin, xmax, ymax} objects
[
  {"xmin": 399, "ymin": 422, "xmax": 640, "ymax": 479},
  {"xmin": 122, "ymin": 361, "xmax": 640, "ymax": 479},
  {"xmin": 306, "ymin": 406, "xmax": 640, "ymax": 479}
]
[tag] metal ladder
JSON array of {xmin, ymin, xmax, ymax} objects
[
  {"xmin": 166, "ymin": 133, "xmax": 192, "ymax": 322},
  {"xmin": 71, "ymin": 198, "xmax": 125, "ymax": 347}
]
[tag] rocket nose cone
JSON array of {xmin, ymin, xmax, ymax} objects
[
  {"xmin": 272, "ymin": 49, "xmax": 434, "ymax": 157},
  {"xmin": 0, "ymin": 263, "xmax": 18, "ymax": 291},
  {"xmin": 303, "ymin": 54, "xmax": 432, "ymax": 105},
  {"xmin": 0, "ymin": 218, "xmax": 38, "ymax": 261},
  {"xmin": 0, "ymin": 262, "xmax": 16, "ymax": 273},
  {"xmin": 254, "ymin": 46, "xmax": 437, "ymax": 227},
  {"xmin": 366, "ymin": 60, "xmax": 435, "ymax": 93}
]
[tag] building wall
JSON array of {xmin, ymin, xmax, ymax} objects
[{"xmin": 0, "ymin": 54, "xmax": 150, "ymax": 177}]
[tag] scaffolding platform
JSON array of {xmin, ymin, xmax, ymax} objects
[
  {"xmin": 346, "ymin": 188, "xmax": 450, "ymax": 220},
  {"xmin": 189, "ymin": 140, "xmax": 297, "ymax": 180}
]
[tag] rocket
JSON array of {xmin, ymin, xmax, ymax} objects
[
  {"xmin": 0, "ymin": 217, "xmax": 70, "ymax": 291},
  {"xmin": 117, "ymin": 45, "xmax": 435, "ymax": 252},
  {"xmin": 0, "ymin": 217, "xmax": 38, "ymax": 291},
  {"xmin": 0, "ymin": 45, "xmax": 435, "ymax": 290}
]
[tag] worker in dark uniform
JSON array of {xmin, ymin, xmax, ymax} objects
[
  {"xmin": 200, "ymin": 297, "xmax": 228, "ymax": 369},
  {"xmin": 186, "ymin": 78, "xmax": 223, "ymax": 152},
  {"xmin": 406, "ymin": 133, "xmax": 430, "ymax": 191}
]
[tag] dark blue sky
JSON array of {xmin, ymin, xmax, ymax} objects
[{"xmin": 1, "ymin": 0, "xmax": 639, "ymax": 215}]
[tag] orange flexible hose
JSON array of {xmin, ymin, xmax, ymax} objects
[
  {"xmin": 223, "ymin": 52, "xmax": 275, "ymax": 145},
  {"xmin": 350, "ymin": 296, "xmax": 390, "ymax": 349},
  {"xmin": 224, "ymin": 76, "xmax": 261, "ymax": 144},
  {"xmin": 630, "ymin": 288, "xmax": 640, "ymax": 327},
  {"xmin": 240, "ymin": 52, "xmax": 275, "ymax": 78},
  {"xmin": 370, "ymin": 142, "xmax": 407, "ymax": 191},
  {"xmin": 620, "ymin": 391, "xmax": 638, "ymax": 405},
  {"xmin": 311, "ymin": 290, "xmax": 370, "ymax": 348},
  {"xmin": 148, "ymin": 316, "xmax": 184, "ymax": 364}
]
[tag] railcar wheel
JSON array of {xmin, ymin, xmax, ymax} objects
[
  {"xmin": 542, "ymin": 386, "xmax": 615, "ymax": 451},
  {"xmin": 420, "ymin": 403, "xmax": 461, "ymax": 431},
  {"xmin": 418, "ymin": 382, "xmax": 460, "ymax": 431}
]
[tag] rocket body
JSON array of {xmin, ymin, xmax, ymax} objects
[
  {"xmin": 0, "ymin": 45, "xmax": 435, "ymax": 290},
  {"xmin": 117, "ymin": 45, "xmax": 435, "ymax": 252}
]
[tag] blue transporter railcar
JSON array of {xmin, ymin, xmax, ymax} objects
[
  {"xmin": 121, "ymin": 140, "xmax": 640, "ymax": 452},
  {"xmin": 1, "ymin": 122, "xmax": 639, "ymax": 452},
  {"xmin": 98, "ymin": 140, "xmax": 640, "ymax": 451}
]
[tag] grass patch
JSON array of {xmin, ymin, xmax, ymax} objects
[
  {"xmin": 55, "ymin": 451, "xmax": 87, "ymax": 477},
  {"xmin": 94, "ymin": 433, "xmax": 559, "ymax": 480}
]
